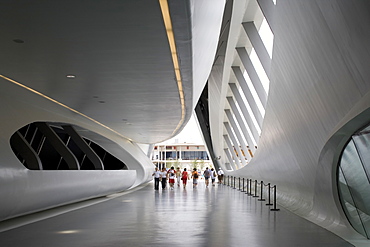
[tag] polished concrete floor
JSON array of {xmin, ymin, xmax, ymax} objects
[{"xmin": 0, "ymin": 180, "xmax": 352, "ymax": 247}]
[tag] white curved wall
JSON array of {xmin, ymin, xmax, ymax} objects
[
  {"xmin": 0, "ymin": 77, "xmax": 153, "ymax": 221},
  {"xmin": 191, "ymin": 0, "xmax": 226, "ymax": 106},
  {"xmin": 208, "ymin": 0, "xmax": 370, "ymax": 243},
  {"xmin": 0, "ymin": 169, "xmax": 136, "ymax": 221}
]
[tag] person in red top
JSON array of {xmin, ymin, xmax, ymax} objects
[
  {"xmin": 181, "ymin": 168, "xmax": 189, "ymax": 189},
  {"xmin": 167, "ymin": 166, "xmax": 176, "ymax": 190}
]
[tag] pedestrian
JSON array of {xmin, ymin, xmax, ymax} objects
[
  {"xmin": 167, "ymin": 166, "xmax": 176, "ymax": 190},
  {"xmin": 176, "ymin": 167, "xmax": 181, "ymax": 187},
  {"xmin": 203, "ymin": 167, "xmax": 211, "ymax": 187},
  {"xmin": 160, "ymin": 167, "xmax": 168, "ymax": 190},
  {"xmin": 210, "ymin": 168, "xmax": 216, "ymax": 186},
  {"xmin": 218, "ymin": 167, "xmax": 224, "ymax": 184},
  {"xmin": 192, "ymin": 168, "xmax": 199, "ymax": 188},
  {"xmin": 152, "ymin": 167, "xmax": 161, "ymax": 190},
  {"xmin": 182, "ymin": 168, "xmax": 189, "ymax": 189}
]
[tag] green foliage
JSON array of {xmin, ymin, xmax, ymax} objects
[
  {"xmin": 173, "ymin": 159, "xmax": 180, "ymax": 169},
  {"xmin": 192, "ymin": 159, "xmax": 198, "ymax": 170},
  {"xmin": 199, "ymin": 159, "xmax": 205, "ymax": 170}
]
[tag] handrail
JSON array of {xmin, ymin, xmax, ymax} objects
[{"xmin": 223, "ymin": 175, "xmax": 280, "ymax": 211}]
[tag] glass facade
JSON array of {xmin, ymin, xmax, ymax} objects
[
  {"xmin": 180, "ymin": 151, "xmax": 209, "ymax": 160},
  {"xmin": 338, "ymin": 124, "xmax": 370, "ymax": 238},
  {"xmin": 159, "ymin": 151, "xmax": 209, "ymax": 160}
]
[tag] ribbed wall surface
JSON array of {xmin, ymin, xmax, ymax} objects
[{"xmin": 207, "ymin": 0, "xmax": 370, "ymax": 243}]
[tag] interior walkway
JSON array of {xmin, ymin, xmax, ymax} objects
[{"xmin": 0, "ymin": 180, "xmax": 352, "ymax": 247}]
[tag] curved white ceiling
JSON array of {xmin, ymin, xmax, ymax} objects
[{"xmin": 0, "ymin": 0, "xmax": 193, "ymax": 143}]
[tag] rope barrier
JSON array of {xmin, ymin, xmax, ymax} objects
[{"xmin": 225, "ymin": 176, "xmax": 280, "ymax": 211}]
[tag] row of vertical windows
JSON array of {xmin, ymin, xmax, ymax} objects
[
  {"xmin": 154, "ymin": 151, "xmax": 209, "ymax": 160},
  {"xmin": 223, "ymin": 2, "xmax": 273, "ymax": 170}
]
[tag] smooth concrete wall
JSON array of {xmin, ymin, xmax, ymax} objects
[
  {"xmin": 0, "ymin": 76, "xmax": 153, "ymax": 221},
  {"xmin": 213, "ymin": 0, "xmax": 370, "ymax": 243}
]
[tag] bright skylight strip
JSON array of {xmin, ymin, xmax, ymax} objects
[
  {"xmin": 259, "ymin": 18, "xmax": 274, "ymax": 59},
  {"xmin": 234, "ymin": 97, "xmax": 259, "ymax": 143},
  {"xmin": 250, "ymin": 49, "xmax": 270, "ymax": 93},
  {"xmin": 159, "ymin": 0, "xmax": 186, "ymax": 136},
  {"xmin": 242, "ymin": 69, "xmax": 265, "ymax": 116}
]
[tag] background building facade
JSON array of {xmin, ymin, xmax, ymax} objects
[{"xmin": 152, "ymin": 143, "xmax": 211, "ymax": 170}]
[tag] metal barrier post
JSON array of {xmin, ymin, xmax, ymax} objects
[
  {"xmin": 248, "ymin": 179, "xmax": 253, "ymax": 196},
  {"xmin": 233, "ymin": 176, "xmax": 236, "ymax": 189},
  {"xmin": 270, "ymin": 185, "xmax": 280, "ymax": 211},
  {"xmin": 258, "ymin": 181, "xmax": 266, "ymax": 201},
  {"xmin": 245, "ymin": 178, "xmax": 249, "ymax": 194},
  {"xmin": 241, "ymin": 178, "xmax": 245, "ymax": 192},
  {"xmin": 253, "ymin": 180, "xmax": 258, "ymax": 197},
  {"xmin": 238, "ymin": 177, "xmax": 241, "ymax": 191},
  {"xmin": 266, "ymin": 183, "xmax": 273, "ymax": 206}
]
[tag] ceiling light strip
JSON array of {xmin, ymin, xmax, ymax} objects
[
  {"xmin": 0, "ymin": 74, "xmax": 133, "ymax": 141},
  {"xmin": 159, "ymin": 0, "xmax": 186, "ymax": 135}
]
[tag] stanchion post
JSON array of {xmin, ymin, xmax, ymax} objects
[
  {"xmin": 246, "ymin": 179, "xmax": 249, "ymax": 195},
  {"xmin": 266, "ymin": 183, "xmax": 273, "ymax": 206},
  {"xmin": 241, "ymin": 178, "xmax": 245, "ymax": 192},
  {"xmin": 270, "ymin": 185, "xmax": 280, "ymax": 211},
  {"xmin": 246, "ymin": 178, "xmax": 250, "ymax": 194},
  {"xmin": 233, "ymin": 176, "xmax": 236, "ymax": 189},
  {"xmin": 248, "ymin": 179, "xmax": 253, "ymax": 196},
  {"xmin": 258, "ymin": 181, "xmax": 266, "ymax": 201},
  {"xmin": 253, "ymin": 180, "xmax": 259, "ymax": 197},
  {"xmin": 238, "ymin": 177, "xmax": 241, "ymax": 191}
]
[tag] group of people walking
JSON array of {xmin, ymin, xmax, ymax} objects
[{"xmin": 152, "ymin": 166, "xmax": 224, "ymax": 190}]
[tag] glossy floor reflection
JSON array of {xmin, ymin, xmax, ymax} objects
[{"xmin": 0, "ymin": 180, "xmax": 352, "ymax": 247}]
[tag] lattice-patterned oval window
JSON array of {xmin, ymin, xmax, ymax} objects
[{"xmin": 338, "ymin": 123, "xmax": 370, "ymax": 239}]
